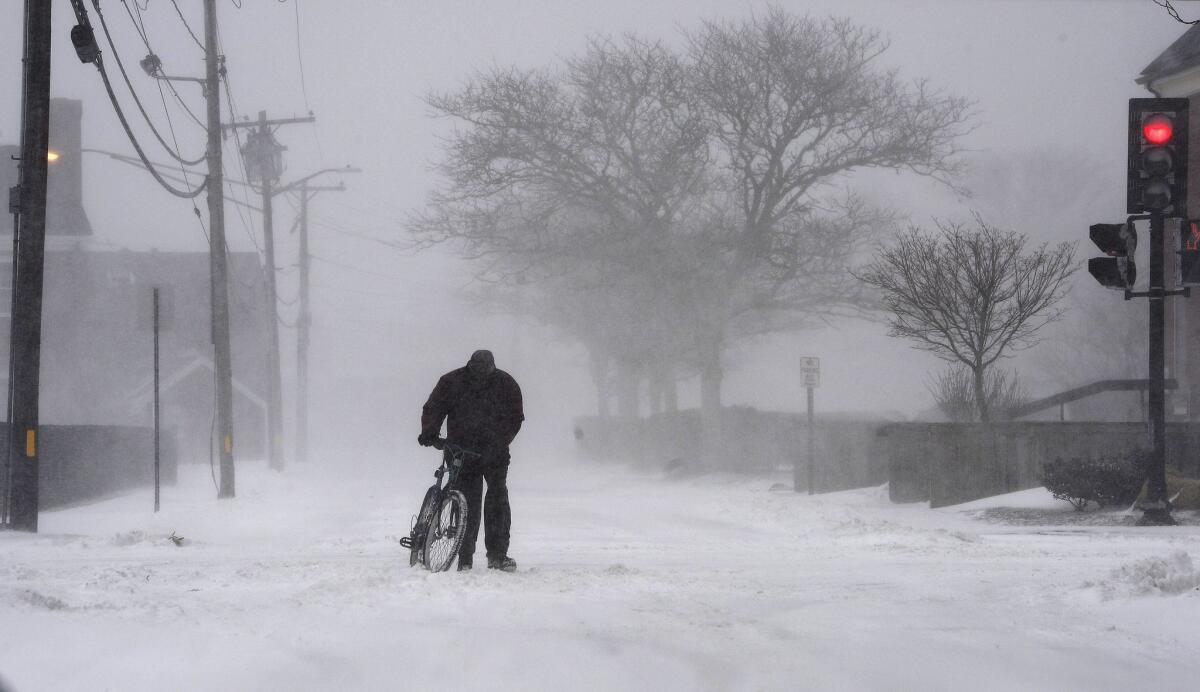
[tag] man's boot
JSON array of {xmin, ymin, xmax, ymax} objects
[{"xmin": 487, "ymin": 556, "xmax": 517, "ymax": 572}]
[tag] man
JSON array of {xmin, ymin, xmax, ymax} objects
[{"xmin": 418, "ymin": 350, "xmax": 523, "ymax": 571}]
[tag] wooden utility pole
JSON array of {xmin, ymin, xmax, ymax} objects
[
  {"xmin": 291, "ymin": 176, "xmax": 355, "ymax": 464},
  {"xmin": 204, "ymin": 0, "xmax": 237, "ymax": 498},
  {"xmin": 223, "ymin": 112, "xmax": 315, "ymax": 472},
  {"xmin": 297, "ymin": 182, "xmax": 311, "ymax": 465},
  {"xmin": 4, "ymin": 0, "xmax": 54, "ymax": 531}
]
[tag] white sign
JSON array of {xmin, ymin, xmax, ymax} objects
[{"xmin": 800, "ymin": 356, "xmax": 820, "ymax": 388}]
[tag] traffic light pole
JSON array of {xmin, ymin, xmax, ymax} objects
[{"xmin": 1141, "ymin": 212, "xmax": 1176, "ymax": 526}]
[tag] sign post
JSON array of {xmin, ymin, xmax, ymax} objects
[
  {"xmin": 799, "ymin": 357, "xmax": 820, "ymax": 495},
  {"xmin": 153, "ymin": 288, "xmax": 160, "ymax": 513}
]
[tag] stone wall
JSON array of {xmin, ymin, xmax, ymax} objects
[
  {"xmin": 574, "ymin": 408, "xmax": 889, "ymax": 492},
  {"xmin": 1, "ymin": 423, "xmax": 175, "ymax": 511},
  {"xmin": 882, "ymin": 421, "xmax": 1200, "ymax": 507}
]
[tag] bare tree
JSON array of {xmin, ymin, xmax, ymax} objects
[
  {"xmin": 858, "ymin": 216, "xmax": 1075, "ymax": 421},
  {"xmin": 929, "ymin": 366, "xmax": 1027, "ymax": 423},
  {"xmin": 412, "ymin": 10, "xmax": 972, "ymax": 423},
  {"xmin": 683, "ymin": 8, "xmax": 973, "ymax": 411}
]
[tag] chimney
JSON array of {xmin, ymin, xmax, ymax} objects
[{"xmin": 0, "ymin": 98, "xmax": 93, "ymax": 236}]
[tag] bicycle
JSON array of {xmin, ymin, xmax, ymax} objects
[{"xmin": 399, "ymin": 437, "xmax": 477, "ymax": 572}]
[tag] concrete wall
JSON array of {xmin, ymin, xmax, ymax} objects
[
  {"xmin": 883, "ymin": 421, "xmax": 1200, "ymax": 507},
  {"xmin": 1, "ymin": 423, "xmax": 175, "ymax": 511},
  {"xmin": 574, "ymin": 408, "xmax": 889, "ymax": 492}
]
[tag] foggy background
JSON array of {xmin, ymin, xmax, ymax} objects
[{"xmin": 0, "ymin": 0, "xmax": 1184, "ymax": 466}]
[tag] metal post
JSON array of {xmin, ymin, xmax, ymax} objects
[
  {"xmin": 1140, "ymin": 211, "xmax": 1175, "ymax": 525},
  {"xmin": 297, "ymin": 183, "xmax": 310, "ymax": 464},
  {"xmin": 205, "ymin": 0, "xmax": 236, "ymax": 498},
  {"xmin": 6, "ymin": 0, "xmax": 54, "ymax": 532},
  {"xmin": 806, "ymin": 386, "xmax": 815, "ymax": 496},
  {"xmin": 153, "ymin": 288, "xmax": 160, "ymax": 513},
  {"xmin": 260, "ymin": 145, "xmax": 284, "ymax": 471}
]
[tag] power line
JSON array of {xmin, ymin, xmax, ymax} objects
[
  {"xmin": 291, "ymin": 0, "xmax": 325, "ymax": 163},
  {"xmin": 94, "ymin": 54, "xmax": 208, "ymax": 198},
  {"xmin": 117, "ymin": 0, "xmax": 206, "ymax": 129},
  {"xmin": 93, "ymin": 0, "xmax": 207, "ymax": 166},
  {"xmin": 215, "ymin": 28, "xmax": 264, "ymax": 259},
  {"xmin": 169, "ymin": 0, "xmax": 206, "ymax": 51},
  {"xmin": 155, "ymin": 72, "xmax": 207, "ymax": 222}
]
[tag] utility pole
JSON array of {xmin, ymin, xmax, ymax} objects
[
  {"xmin": 297, "ymin": 183, "xmax": 311, "ymax": 465},
  {"xmin": 3, "ymin": 0, "xmax": 53, "ymax": 531},
  {"xmin": 289, "ymin": 172, "xmax": 357, "ymax": 464},
  {"xmin": 204, "ymin": 0, "xmax": 237, "ymax": 498},
  {"xmin": 224, "ymin": 112, "xmax": 315, "ymax": 472}
]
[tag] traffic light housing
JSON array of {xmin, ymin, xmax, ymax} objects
[
  {"xmin": 1089, "ymin": 222, "xmax": 1137, "ymax": 289},
  {"xmin": 1180, "ymin": 219, "xmax": 1200, "ymax": 286},
  {"xmin": 1128, "ymin": 98, "xmax": 1189, "ymax": 217}
]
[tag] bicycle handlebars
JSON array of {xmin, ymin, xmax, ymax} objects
[{"xmin": 431, "ymin": 437, "xmax": 482, "ymax": 460}]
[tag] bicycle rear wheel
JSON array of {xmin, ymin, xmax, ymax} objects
[
  {"xmin": 424, "ymin": 490, "xmax": 468, "ymax": 572},
  {"xmin": 410, "ymin": 487, "xmax": 440, "ymax": 567}
]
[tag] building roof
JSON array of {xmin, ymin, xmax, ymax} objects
[{"xmin": 1138, "ymin": 24, "xmax": 1200, "ymax": 86}]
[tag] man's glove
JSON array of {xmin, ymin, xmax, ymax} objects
[{"xmin": 417, "ymin": 432, "xmax": 437, "ymax": 447}]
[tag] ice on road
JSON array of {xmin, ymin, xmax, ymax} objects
[{"xmin": 2, "ymin": 457, "xmax": 1200, "ymax": 692}]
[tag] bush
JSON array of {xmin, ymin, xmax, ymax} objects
[{"xmin": 1040, "ymin": 451, "xmax": 1146, "ymax": 511}]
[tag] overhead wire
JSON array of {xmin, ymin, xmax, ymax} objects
[
  {"xmin": 291, "ymin": 0, "xmax": 326, "ymax": 163},
  {"xmin": 94, "ymin": 0, "xmax": 207, "ymax": 166},
  {"xmin": 169, "ymin": 0, "xmax": 206, "ymax": 51},
  {"xmin": 70, "ymin": 0, "xmax": 205, "ymax": 198},
  {"xmin": 94, "ymin": 55, "xmax": 209, "ymax": 198},
  {"xmin": 119, "ymin": 0, "xmax": 206, "ymax": 129},
  {"xmin": 216, "ymin": 27, "xmax": 266, "ymax": 260}
]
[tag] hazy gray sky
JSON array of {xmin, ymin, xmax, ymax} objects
[{"xmin": 0, "ymin": 1, "xmax": 1191, "ymax": 454}]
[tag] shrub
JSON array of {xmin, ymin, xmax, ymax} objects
[{"xmin": 1040, "ymin": 452, "xmax": 1146, "ymax": 511}]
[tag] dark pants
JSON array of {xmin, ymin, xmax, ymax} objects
[{"xmin": 453, "ymin": 454, "xmax": 511, "ymax": 564}]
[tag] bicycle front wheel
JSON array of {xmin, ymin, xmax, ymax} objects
[
  {"xmin": 410, "ymin": 486, "xmax": 440, "ymax": 567},
  {"xmin": 424, "ymin": 490, "xmax": 468, "ymax": 572}
]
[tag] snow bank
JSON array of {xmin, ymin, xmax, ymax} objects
[{"xmin": 1082, "ymin": 551, "xmax": 1200, "ymax": 600}]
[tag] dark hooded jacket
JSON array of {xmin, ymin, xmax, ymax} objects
[{"xmin": 421, "ymin": 367, "xmax": 524, "ymax": 454}]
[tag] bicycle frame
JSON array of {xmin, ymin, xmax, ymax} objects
[{"xmin": 399, "ymin": 439, "xmax": 480, "ymax": 559}]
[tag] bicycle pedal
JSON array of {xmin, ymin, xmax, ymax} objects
[{"xmin": 398, "ymin": 536, "xmax": 414, "ymax": 548}]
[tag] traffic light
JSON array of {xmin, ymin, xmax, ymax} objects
[
  {"xmin": 1180, "ymin": 219, "xmax": 1200, "ymax": 286},
  {"xmin": 1128, "ymin": 98, "xmax": 1189, "ymax": 217},
  {"xmin": 1089, "ymin": 221, "xmax": 1137, "ymax": 289}
]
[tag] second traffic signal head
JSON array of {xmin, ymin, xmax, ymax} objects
[
  {"xmin": 1088, "ymin": 221, "xmax": 1137, "ymax": 290},
  {"xmin": 1128, "ymin": 98, "xmax": 1189, "ymax": 217}
]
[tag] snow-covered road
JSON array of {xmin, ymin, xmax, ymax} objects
[{"xmin": 2, "ymin": 457, "xmax": 1200, "ymax": 691}]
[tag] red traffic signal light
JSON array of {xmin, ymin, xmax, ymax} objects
[
  {"xmin": 1143, "ymin": 114, "xmax": 1174, "ymax": 145},
  {"xmin": 1128, "ymin": 99, "xmax": 1189, "ymax": 217}
]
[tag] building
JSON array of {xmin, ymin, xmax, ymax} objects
[
  {"xmin": 1137, "ymin": 26, "xmax": 1200, "ymax": 421},
  {"xmin": 0, "ymin": 98, "xmax": 270, "ymax": 465}
]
